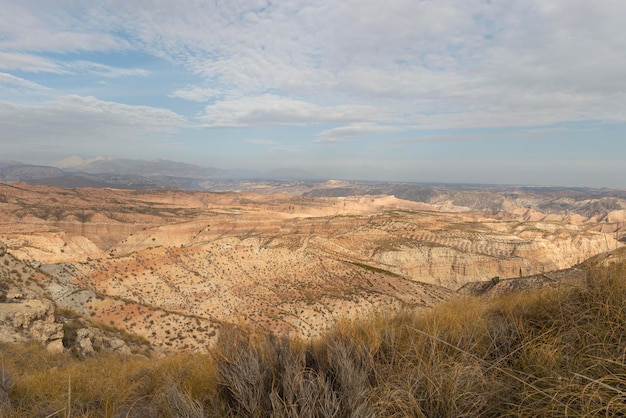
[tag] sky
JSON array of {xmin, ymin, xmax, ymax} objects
[{"xmin": 1, "ymin": 0, "xmax": 625, "ymax": 188}]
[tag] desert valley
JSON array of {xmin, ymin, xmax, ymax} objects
[
  {"xmin": 1, "ymin": 179, "xmax": 625, "ymax": 354},
  {"xmin": 1, "ymin": 174, "xmax": 626, "ymax": 416}
]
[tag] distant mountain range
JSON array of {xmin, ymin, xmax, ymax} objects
[
  {"xmin": 0, "ymin": 159, "xmax": 26, "ymax": 168},
  {"xmin": 0, "ymin": 157, "xmax": 318, "ymax": 189}
]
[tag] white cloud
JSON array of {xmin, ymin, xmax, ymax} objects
[
  {"xmin": 1, "ymin": 31, "xmax": 127, "ymax": 53},
  {"xmin": 200, "ymin": 95, "xmax": 384, "ymax": 127},
  {"xmin": 0, "ymin": 52, "xmax": 149, "ymax": 78},
  {"xmin": 314, "ymin": 124, "xmax": 402, "ymax": 145},
  {"xmin": 126, "ymin": 0, "xmax": 626, "ymax": 130},
  {"xmin": 169, "ymin": 87, "xmax": 223, "ymax": 102},
  {"xmin": 0, "ymin": 72, "xmax": 51, "ymax": 92},
  {"xmin": 67, "ymin": 61, "xmax": 150, "ymax": 78},
  {"xmin": 1, "ymin": 0, "xmax": 626, "ymax": 151},
  {"xmin": 0, "ymin": 95, "xmax": 186, "ymax": 145},
  {"xmin": 0, "ymin": 52, "xmax": 66, "ymax": 74},
  {"xmin": 246, "ymin": 139, "xmax": 279, "ymax": 146},
  {"xmin": 0, "ymin": 2, "xmax": 129, "ymax": 53}
]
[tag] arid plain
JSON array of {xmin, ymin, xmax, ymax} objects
[{"xmin": 1, "ymin": 181, "xmax": 624, "ymax": 352}]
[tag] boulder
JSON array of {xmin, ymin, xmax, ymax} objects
[
  {"xmin": 109, "ymin": 337, "xmax": 132, "ymax": 355},
  {"xmin": 9, "ymin": 299, "xmax": 55, "ymax": 328},
  {"xmin": 76, "ymin": 328, "xmax": 95, "ymax": 355},
  {"xmin": 0, "ymin": 293, "xmax": 65, "ymax": 350},
  {"xmin": 30, "ymin": 320, "xmax": 63, "ymax": 342},
  {"xmin": 46, "ymin": 339, "xmax": 64, "ymax": 354},
  {"xmin": 6, "ymin": 289, "xmax": 23, "ymax": 301}
]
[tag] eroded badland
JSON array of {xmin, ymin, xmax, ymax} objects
[{"xmin": 1, "ymin": 181, "xmax": 625, "ymax": 353}]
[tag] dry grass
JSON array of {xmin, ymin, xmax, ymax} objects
[{"xmin": 1, "ymin": 259, "xmax": 625, "ymax": 416}]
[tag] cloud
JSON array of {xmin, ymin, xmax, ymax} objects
[
  {"xmin": 0, "ymin": 52, "xmax": 66, "ymax": 74},
  {"xmin": 246, "ymin": 139, "xmax": 279, "ymax": 146},
  {"xmin": 0, "ymin": 72, "xmax": 51, "ymax": 92},
  {"xmin": 0, "ymin": 2, "xmax": 129, "ymax": 53},
  {"xmin": 1, "ymin": 0, "xmax": 626, "ymax": 167},
  {"xmin": 314, "ymin": 124, "xmax": 403, "ymax": 145},
  {"xmin": 0, "ymin": 95, "xmax": 186, "ymax": 145},
  {"xmin": 67, "ymin": 62, "xmax": 150, "ymax": 78},
  {"xmin": 1, "ymin": 31, "xmax": 127, "ymax": 53},
  {"xmin": 169, "ymin": 87, "xmax": 224, "ymax": 102},
  {"xmin": 0, "ymin": 52, "xmax": 149, "ymax": 79},
  {"xmin": 133, "ymin": 0, "xmax": 625, "ymax": 131},
  {"xmin": 200, "ymin": 95, "xmax": 383, "ymax": 127},
  {"xmin": 5, "ymin": 2, "xmax": 626, "ymax": 116},
  {"xmin": 268, "ymin": 145, "xmax": 305, "ymax": 154}
]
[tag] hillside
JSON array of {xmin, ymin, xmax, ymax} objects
[
  {"xmin": 0, "ymin": 182, "xmax": 623, "ymax": 352},
  {"xmin": 1, "ymin": 248, "xmax": 624, "ymax": 416}
]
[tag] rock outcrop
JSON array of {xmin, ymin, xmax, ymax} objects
[
  {"xmin": 0, "ymin": 250, "xmax": 151, "ymax": 357},
  {"xmin": 0, "ymin": 289, "xmax": 64, "ymax": 352},
  {"xmin": 68, "ymin": 325, "xmax": 134, "ymax": 358},
  {"xmin": 457, "ymin": 247, "xmax": 626, "ymax": 298},
  {"xmin": 0, "ymin": 285, "xmax": 145, "ymax": 357}
]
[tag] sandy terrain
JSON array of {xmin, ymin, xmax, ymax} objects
[{"xmin": 0, "ymin": 182, "xmax": 622, "ymax": 351}]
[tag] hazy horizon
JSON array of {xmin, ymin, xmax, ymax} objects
[
  {"xmin": 0, "ymin": 154, "xmax": 622, "ymax": 191},
  {"xmin": 1, "ymin": 1, "xmax": 625, "ymax": 188}
]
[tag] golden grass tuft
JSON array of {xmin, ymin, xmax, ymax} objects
[{"xmin": 0, "ymin": 259, "xmax": 625, "ymax": 416}]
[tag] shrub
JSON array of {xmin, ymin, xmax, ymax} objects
[{"xmin": 0, "ymin": 258, "xmax": 625, "ymax": 416}]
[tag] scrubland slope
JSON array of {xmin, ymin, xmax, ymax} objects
[
  {"xmin": 1, "ymin": 250, "xmax": 625, "ymax": 417},
  {"xmin": 1, "ymin": 183, "xmax": 621, "ymax": 350}
]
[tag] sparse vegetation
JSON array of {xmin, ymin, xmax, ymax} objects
[
  {"xmin": 0, "ymin": 259, "xmax": 624, "ymax": 416},
  {"xmin": 347, "ymin": 261, "xmax": 401, "ymax": 277}
]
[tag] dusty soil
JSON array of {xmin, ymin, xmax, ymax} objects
[{"xmin": 0, "ymin": 182, "xmax": 622, "ymax": 351}]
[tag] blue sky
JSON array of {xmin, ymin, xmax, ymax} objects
[{"xmin": 1, "ymin": 0, "xmax": 625, "ymax": 187}]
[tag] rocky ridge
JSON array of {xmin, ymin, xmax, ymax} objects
[
  {"xmin": 0, "ymin": 183, "xmax": 623, "ymax": 352},
  {"xmin": 0, "ymin": 247, "xmax": 152, "ymax": 358},
  {"xmin": 458, "ymin": 246, "xmax": 626, "ymax": 298}
]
